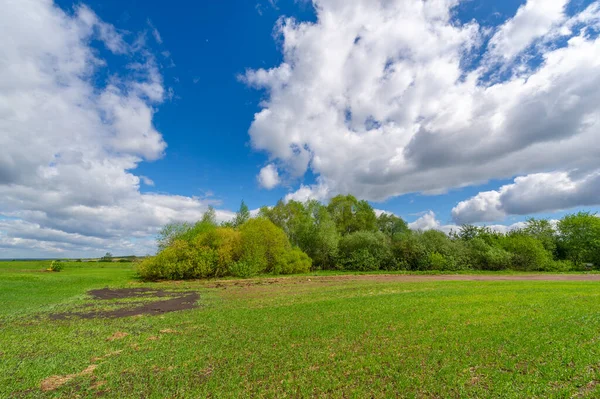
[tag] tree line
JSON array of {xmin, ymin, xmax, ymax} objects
[{"xmin": 137, "ymin": 195, "xmax": 600, "ymax": 280}]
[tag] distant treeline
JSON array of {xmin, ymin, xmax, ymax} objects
[{"xmin": 137, "ymin": 195, "xmax": 600, "ymax": 280}]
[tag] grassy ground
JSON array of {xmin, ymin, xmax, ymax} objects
[{"xmin": 1, "ymin": 261, "xmax": 600, "ymax": 398}]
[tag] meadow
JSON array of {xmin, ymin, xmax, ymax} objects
[{"xmin": 2, "ymin": 260, "xmax": 600, "ymax": 398}]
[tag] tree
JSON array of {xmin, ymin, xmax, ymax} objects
[
  {"xmin": 239, "ymin": 217, "xmax": 292, "ymax": 274},
  {"xmin": 157, "ymin": 222, "xmax": 191, "ymax": 252},
  {"xmin": 377, "ymin": 213, "xmax": 409, "ymax": 239},
  {"xmin": 201, "ymin": 206, "xmax": 217, "ymax": 225},
  {"xmin": 234, "ymin": 200, "xmax": 251, "ymax": 228},
  {"xmin": 458, "ymin": 225, "xmax": 481, "ymax": 241},
  {"xmin": 327, "ymin": 194, "xmax": 377, "ymax": 235},
  {"xmin": 558, "ymin": 212, "xmax": 600, "ymax": 267},
  {"xmin": 501, "ymin": 232, "xmax": 553, "ymax": 271},
  {"xmin": 101, "ymin": 252, "xmax": 113, "ymax": 262},
  {"xmin": 522, "ymin": 218, "xmax": 557, "ymax": 254},
  {"xmin": 337, "ymin": 231, "xmax": 392, "ymax": 271}
]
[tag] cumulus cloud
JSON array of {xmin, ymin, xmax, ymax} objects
[
  {"xmin": 257, "ymin": 164, "xmax": 281, "ymax": 189},
  {"xmin": 0, "ymin": 0, "xmax": 230, "ymax": 257},
  {"xmin": 409, "ymin": 211, "xmax": 525, "ymax": 235},
  {"xmin": 487, "ymin": 0, "xmax": 569, "ymax": 60},
  {"xmin": 244, "ymin": 0, "xmax": 600, "ymax": 214},
  {"xmin": 452, "ymin": 171, "xmax": 600, "ymax": 224}
]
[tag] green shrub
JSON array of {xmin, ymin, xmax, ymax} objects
[
  {"xmin": 48, "ymin": 261, "xmax": 63, "ymax": 272},
  {"xmin": 392, "ymin": 233, "xmax": 427, "ymax": 270},
  {"xmin": 501, "ymin": 233, "xmax": 553, "ymax": 271},
  {"xmin": 140, "ymin": 219, "xmax": 312, "ymax": 280},
  {"xmin": 197, "ymin": 227, "xmax": 242, "ymax": 276},
  {"xmin": 466, "ymin": 238, "xmax": 511, "ymax": 270},
  {"xmin": 542, "ymin": 259, "xmax": 575, "ymax": 272},
  {"xmin": 273, "ymin": 248, "xmax": 312, "ymax": 274},
  {"xmin": 427, "ymin": 252, "xmax": 448, "ymax": 270},
  {"xmin": 239, "ymin": 218, "xmax": 292, "ymax": 273},
  {"xmin": 229, "ymin": 260, "xmax": 259, "ymax": 278},
  {"xmin": 137, "ymin": 240, "xmax": 218, "ymax": 281},
  {"xmin": 338, "ymin": 231, "xmax": 392, "ymax": 271}
]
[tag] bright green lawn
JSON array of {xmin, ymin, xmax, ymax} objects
[{"xmin": 1, "ymin": 261, "xmax": 600, "ymax": 398}]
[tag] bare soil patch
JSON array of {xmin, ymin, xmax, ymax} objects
[
  {"xmin": 50, "ymin": 288, "xmax": 199, "ymax": 320},
  {"xmin": 40, "ymin": 364, "xmax": 97, "ymax": 391}
]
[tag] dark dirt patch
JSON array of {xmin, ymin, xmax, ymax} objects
[{"xmin": 50, "ymin": 288, "xmax": 199, "ymax": 320}]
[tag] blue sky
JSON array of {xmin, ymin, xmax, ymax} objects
[{"xmin": 1, "ymin": 0, "xmax": 600, "ymax": 257}]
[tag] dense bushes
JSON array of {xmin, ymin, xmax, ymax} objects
[
  {"xmin": 338, "ymin": 231, "xmax": 393, "ymax": 271},
  {"xmin": 140, "ymin": 196, "xmax": 600, "ymax": 280},
  {"xmin": 138, "ymin": 217, "xmax": 311, "ymax": 280}
]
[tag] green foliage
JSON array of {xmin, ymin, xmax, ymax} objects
[
  {"xmin": 338, "ymin": 231, "xmax": 392, "ymax": 271},
  {"xmin": 327, "ymin": 195, "xmax": 377, "ymax": 235},
  {"xmin": 229, "ymin": 260, "xmax": 257, "ymax": 278},
  {"xmin": 500, "ymin": 233, "xmax": 553, "ymax": 271},
  {"xmin": 156, "ymin": 221, "xmax": 216, "ymax": 251},
  {"xmin": 48, "ymin": 261, "xmax": 63, "ymax": 272},
  {"xmin": 377, "ymin": 213, "xmax": 409, "ymax": 239},
  {"xmin": 391, "ymin": 233, "xmax": 427, "ymax": 270},
  {"xmin": 137, "ymin": 240, "xmax": 217, "ymax": 281},
  {"xmin": 522, "ymin": 218, "xmax": 557, "ymax": 254},
  {"xmin": 558, "ymin": 212, "xmax": 600, "ymax": 267},
  {"xmin": 233, "ymin": 200, "xmax": 251, "ymax": 228},
  {"xmin": 273, "ymin": 247, "xmax": 313, "ymax": 275},
  {"xmin": 99, "ymin": 252, "xmax": 113, "ymax": 262},
  {"xmin": 239, "ymin": 217, "xmax": 291, "ymax": 273},
  {"xmin": 201, "ymin": 206, "xmax": 217, "ymax": 225},
  {"xmin": 147, "ymin": 196, "xmax": 600, "ymax": 276},
  {"xmin": 139, "ymin": 217, "xmax": 311, "ymax": 280}
]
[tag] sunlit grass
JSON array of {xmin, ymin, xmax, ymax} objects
[{"xmin": 1, "ymin": 261, "xmax": 599, "ymax": 398}]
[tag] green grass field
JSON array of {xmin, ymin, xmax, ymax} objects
[{"xmin": 2, "ymin": 261, "xmax": 600, "ymax": 398}]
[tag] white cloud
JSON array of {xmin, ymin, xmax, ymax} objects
[
  {"xmin": 244, "ymin": 0, "xmax": 600, "ymax": 217},
  {"xmin": 147, "ymin": 19, "xmax": 163, "ymax": 44},
  {"xmin": 487, "ymin": 0, "xmax": 569, "ymax": 60},
  {"xmin": 409, "ymin": 211, "xmax": 525, "ymax": 235},
  {"xmin": 452, "ymin": 171, "xmax": 600, "ymax": 224},
  {"xmin": 284, "ymin": 179, "xmax": 330, "ymax": 203},
  {"xmin": 140, "ymin": 176, "xmax": 155, "ymax": 186},
  {"xmin": 257, "ymin": 164, "xmax": 280, "ymax": 189},
  {"xmin": 0, "ymin": 0, "xmax": 230, "ymax": 258}
]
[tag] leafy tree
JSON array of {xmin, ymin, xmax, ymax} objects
[
  {"xmin": 234, "ymin": 200, "xmax": 251, "ymax": 228},
  {"xmin": 239, "ymin": 217, "xmax": 292, "ymax": 274},
  {"xmin": 377, "ymin": 213, "xmax": 409, "ymax": 239},
  {"xmin": 458, "ymin": 225, "xmax": 480, "ymax": 241},
  {"xmin": 157, "ymin": 221, "xmax": 216, "ymax": 252},
  {"xmin": 500, "ymin": 232, "xmax": 553, "ymax": 271},
  {"xmin": 327, "ymin": 194, "xmax": 377, "ymax": 235},
  {"xmin": 260, "ymin": 200, "xmax": 340, "ymax": 269},
  {"xmin": 558, "ymin": 212, "xmax": 600, "ymax": 267},
  {"xmin": 307, "ymin": 204, "xmax": 340, "ymax": 269},
  {"xmin": 157, "ymin": 222, "xmax": 192, "ymax": 252},
  {"xmin": 522, "ymin": 218, "xmax": 557, "ymax": 254},
  {"xmin": 391, "ymin": 233, "xmax": 426, "ymax": 270},
  {"xmin": 337, "ymin": 231, "xmax": 392, "ymax": 271},
  {"xmin": 201, "ymin": 206, "xmax": 217, "ymax": 225},
  {"xmin": 100, "ymin": 252, "xmax": 113, "ymax": 262}
]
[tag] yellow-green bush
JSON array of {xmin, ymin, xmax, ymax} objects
[
  {"xmin": 273, "ymin": 247, "xmax": 312, "ymax": 274},
  {"xmin": 138, "ymin": 220, "xmax": 311, "ymax": 281},
  {"xmin": 137, "ymin": 239, "xmax": 217, "ymax": 280},
  {"xmin": 239, "ymin": 218, "xmax": 292, "ymax": 274},
  {"xmin": 196, "ymin": 228, "xmax": 242, "ymax": 276}
]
